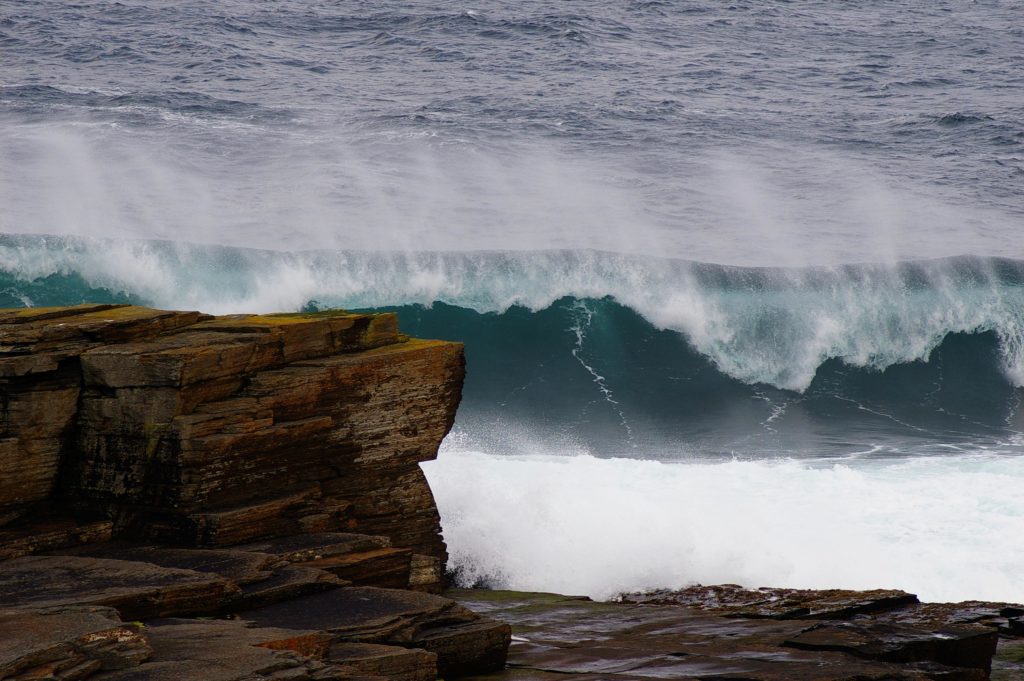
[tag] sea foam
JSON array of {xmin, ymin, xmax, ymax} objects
[{"xmin": 423, "ymin": 445, "xmax": 1024, "ymax": 603}]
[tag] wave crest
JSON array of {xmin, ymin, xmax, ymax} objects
[{"xmin": 3, "ymin": 235, "xmax": 1023, "ymax": 393}]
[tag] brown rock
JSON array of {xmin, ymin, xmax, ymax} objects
[
  {"xmin": 51, "ymin": 544, "xmax": 350, "ymax": 612},
  {"xmin": 90, "ymin": 619, "xmax": 356, "ymax": 681},
  {"xmin": 783, "ymin": 620, "xmax": 999, "ymax": 671},
  {"xmin": 451, "ymin": 589, "xmax": 1003, "ymax": 681},
  {"xmin": 0, "ymin": 555, "xmax": 239, "ymax": 620},
  {"xmin": 240, "ymin": 587, "xmax": 510, "ymax": 675},
  {"xmin": 232, "ymin": 533, "xmax": 393, "ymax": 563},
  {"xmin": 874, "ymin": 600, "xmax": 1024, "ymax": 635},
  {"xmin": 60, "ymin": 544, "xmax": 283, "ymax": 584},
  {"xmin": 236, "ymin": 565, "xmax": 348, "ymax": 611},
  {"xmin": 0, "ymin": 304, "xmax": 123, "ymax": 326},
  {"xmin": 327, "ymin": 643, "xmax": 436, "ymax": 681},
  {"xmin": 0, "ymin": 362, "xmax": 82, "ymax": 525},
  {"xmin": 0, "ymin": 517, "xmax": 113, "ymax": 561},
  {"xmin": 64, "ymin": 328, "xmax": 461, "ymax": 585},
  {"xmin": 294, "ymin": 548, "xmax": 413, "ymax": 590},
  {"xmin": 2, "ymin": 307, "xmax": 460, "ymax": 596},
  {"xmin": 0, "ymin": 305, "xmax": 499, "ymax": 677},
  {"xmin": 183, "ymin": 487, "xmax": 351, "ymax": 547},
  {"xmin": 0, "ymin": 605, "xmax": 150, "ymax": 680},
  {"xmin": 623, "ymin": 583, "xmax": 919, "ymax": 619},
  {"xmin": 0, "ymin": 306, "xmax": 202, "ymax": 363},
  {"xmin": 0, "ymin": 306, "xmax": 202, "ymax": 526},
  {"xmin": 412, "ymin": 619, "xmax": 513, "ymax": 677}
]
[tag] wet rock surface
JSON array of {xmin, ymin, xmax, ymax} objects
[{"xmin": 451, "ymin": 587, "xmax": 1024, "ymax": 681}]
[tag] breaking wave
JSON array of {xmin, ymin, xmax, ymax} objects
[{"xmin": 2, "ymin": 234, "xmax": 1023, "ymax": 456}]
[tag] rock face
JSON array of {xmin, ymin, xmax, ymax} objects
[
  {"xmin": 0, "ymin": 605, "xmax": 150, "ymax": 680},
  {"xmin": 0, "ymin": 305, "xmax": 511, "ymax": 681},
  {"xmin": 0, "ymin": 305, "xmax": 202, "ymax": 527},
  {"xmin": 1, "ymin": 305, "xmax": 461, "ymax": 590}
]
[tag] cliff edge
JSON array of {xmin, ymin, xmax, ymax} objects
[{"xmin": 0, "ymin": 304, "xmax": 509, "ymax": 680}]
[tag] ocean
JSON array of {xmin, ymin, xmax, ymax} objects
[{"xmin": 2, "ymin": 0, "xmax": 1023, "ymax": 602}]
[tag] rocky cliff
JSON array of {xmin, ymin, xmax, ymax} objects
[{"xmin": 0, "ymin": 304, "xmax": 510, "ymax": 681}]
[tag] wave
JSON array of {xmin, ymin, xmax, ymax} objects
[
  {"xmin": 3, "ymin": 235, "xmax": 1023, "ymax": 386},
  {"xmin": 2, "ymin": 235, "xmax": 1023, "ymax": 455}
]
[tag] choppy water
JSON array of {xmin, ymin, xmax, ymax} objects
[{"xmin": 2, "ymin": 1, "xmax": 1023, "ymax": 602}]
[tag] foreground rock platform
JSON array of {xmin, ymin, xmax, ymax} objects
[
  {"xmin": 451, "ymin": 586, "xmax": 1024, "ymax": 681},
  {"xmin": 0, "ymin": 305, "xmax": 510, "ymax": 680}
]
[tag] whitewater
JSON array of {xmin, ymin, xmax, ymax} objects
[{"xmin": 3, "ymin": 0, "xmax": 1024, "ymax": 603}]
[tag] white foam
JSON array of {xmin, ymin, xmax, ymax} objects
[{"xmin": 423, "ymin": 446, "xmax": 1024, "ymax": 603}]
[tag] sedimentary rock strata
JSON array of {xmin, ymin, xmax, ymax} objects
[
  {"xmin": 0, "ymin": 305, "xmax": 510, "ymax": 681},
  {"xmin": 1, "ymin": 305, "xmax": 460, "ymax": 590},
  {"xmin": 0, "ymin": 605, "xmax": 150, "ymax": 680}
]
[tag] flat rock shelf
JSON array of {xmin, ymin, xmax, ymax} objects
[{"xmin": 451, "ymin": 587, "xmax": 1024, "ymax": 681}]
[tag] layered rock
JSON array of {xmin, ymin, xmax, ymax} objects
[
  {"xmin": 1, "ymin": 305, "xmax": 461, "ymax": 591},
  {"xmin": 6, "ymin": 304, "xmax": 1019, "ymax": 681},
  {"xmin": 0, "ymin": 605, "xmax": 150, "ymax": 680},
  {"xmin": 0, "ymin": 305, "xmax": 201, "ymax": 526},
  {"xmin": 0, "ymin": 305, "xmax": 511, "ymax": 681},
  {"xmin": 0, "ymin": 547, "xmax": 510, "ymax": 681}
]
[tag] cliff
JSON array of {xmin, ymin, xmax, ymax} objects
[{"xmin": 0, "ymin": 304, "xmax": 509, "ymax": 680}]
